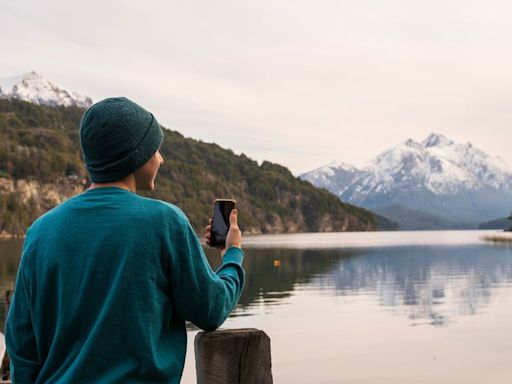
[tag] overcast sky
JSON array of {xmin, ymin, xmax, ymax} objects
[{"xmin": 1, "ymin": 0, "xmax": 512, "ymax": 174}]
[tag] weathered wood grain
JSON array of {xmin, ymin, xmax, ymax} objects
[{"xmin": 195, "ymin": 328, "xmax": 273, "ymax": 384}]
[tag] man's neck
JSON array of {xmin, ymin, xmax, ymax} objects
[{"xmin": 89, "ymin": 175, "xmax": 136, "ymax": 193}]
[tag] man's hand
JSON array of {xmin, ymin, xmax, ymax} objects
[{"xmin": 204, "ymin": 209, "xmax": 242, "ymax": 256}]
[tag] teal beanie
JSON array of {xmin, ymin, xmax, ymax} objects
[{"xmin": 79, "ymin": 97, "xmax": 164, "ymax": 183}]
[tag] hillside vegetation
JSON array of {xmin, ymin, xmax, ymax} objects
[
  {"xmin": 479, "ymin": 217, "xmax": 512, "ymax": 230},
  {"xmin": 0, "ymin": 99, "xmax": 378, "ymax": 237},
  {"xmin": 372, "ymin": 205, "xmax": 476, "ymax": 231}
]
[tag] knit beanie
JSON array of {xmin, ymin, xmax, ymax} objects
[{"xmin": 79, "ymin": 97, "xmax": 164, "ymax": 183}]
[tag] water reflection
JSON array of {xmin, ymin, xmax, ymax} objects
[
  {"xmin": 3, "ymin": 239, "xmax": 512, "ymax": 329},
  {"xmin": 206, "ymin": 244, "xmax": 512, "ymax": 326}
]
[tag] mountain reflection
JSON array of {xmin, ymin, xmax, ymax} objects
[
  {"xmin": 206, "ymin": 245, "xmax": 512, "ymax": 326},
  {"xmin": 3, "ymin": 240, "xmax": 512, "ymax": 329},
  {"xmin": 205, "ymin": 247, "xmax": 357, "ymax": 308}
]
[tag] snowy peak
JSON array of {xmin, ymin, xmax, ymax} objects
[
  {"xmin": 301, "ymin": 133, "xmax": 512, "ymax": 198},
  {"xmin": 401, "ymin": 133, "xmax": 454, "ymax": 151},
  {"xmin": 0, "ymin": 71, "xmax": 92, "ymax": 108},
  {"xmin": 364, "ymin": 133, "xmax": 512, "ymax": 195},
  {"xmin": 404, "ymin": 138, "xmax": 419, "ymax": 147},
  {"xmin": 421, "ymin": 133, "xmax": 454, "ymax": 148},
  {"xmin": 300, "ymin": 160, "xmax": 363, "ymax": 194},
  {"xmin": 324, "ymin": 160, "xmax": 358, "ymax": 172}
]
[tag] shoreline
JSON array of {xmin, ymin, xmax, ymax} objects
[{"xmin": 482, "ymin": 232, "xmax": 512, "ymax": 244}]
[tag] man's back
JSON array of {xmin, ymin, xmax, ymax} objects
[{"xmin": 6, "ymin": 187, "xmax": 245, "ymax": 383}]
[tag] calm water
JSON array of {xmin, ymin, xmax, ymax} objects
[{"xmin": 2, "ymin": 231, "xmax": 512, "ymax": 383}]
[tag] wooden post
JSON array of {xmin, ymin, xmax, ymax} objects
[{"xmin": 195, "ymin": 328, "xmax": 273, "ymax": 384}]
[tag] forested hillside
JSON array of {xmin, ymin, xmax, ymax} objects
[{"xmin": 0, "ymin": 99, "xmax": 378, "ymax": 237}]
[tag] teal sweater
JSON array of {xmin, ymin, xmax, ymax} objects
[{"xmin": 5, "ymin": 187, "xmax": 245, "ymax": 383}]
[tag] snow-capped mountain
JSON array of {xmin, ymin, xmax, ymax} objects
[
  {"xmin": 301, "ymin": 133, "xmax": 512, "ymax": 225},
  {"xmin": 301, "ymin": 161, "xmax": 363, "ymax": 195},
  {"xmin": 0, "ymin": 71, "xmax": 92, "ymax": 108}
]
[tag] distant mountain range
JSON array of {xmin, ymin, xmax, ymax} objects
[
  {"xmin": 0, "ymin": 71, "xmax": 92, "ymax": 108},
  {"xmin": 301, "ymin": 134, "xmax": 512, "ymax": 230}
]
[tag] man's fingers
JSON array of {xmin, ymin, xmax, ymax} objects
[
  {"xmin": 204, "ymin": 222, "xmax": 212, "ymax": 246},
  {"xmin": 229, "ymin": 209, "xmax": 238, "ymax": 227},
  {"xmin": 225, "ymin": 209, "xmax": 242, "ymax": 251}
]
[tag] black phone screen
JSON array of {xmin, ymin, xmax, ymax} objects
[{"xmin": 210, "ymin": 200, "xmax": 235, "ymax": 248}]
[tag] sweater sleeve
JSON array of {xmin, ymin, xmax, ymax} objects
[
  {"xmin": 5, "ymin": 231, "xmax": 41, "ymax": 383},
  {"xmin": 169, "ymin": 220, "xmax": 245, "ymax": 331}
]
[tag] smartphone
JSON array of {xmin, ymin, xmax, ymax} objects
[{"xmin": 210, "ymin": 199, "xmax": 236, "ymax": 248}]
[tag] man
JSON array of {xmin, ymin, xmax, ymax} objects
[{"xmin": 5, "ymin": 97, "xmax": 245, "ymax": 383}]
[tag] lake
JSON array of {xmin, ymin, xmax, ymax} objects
[{"xmin": 2, "ymin": 230, "xmax": 512, "ymax": 383}]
